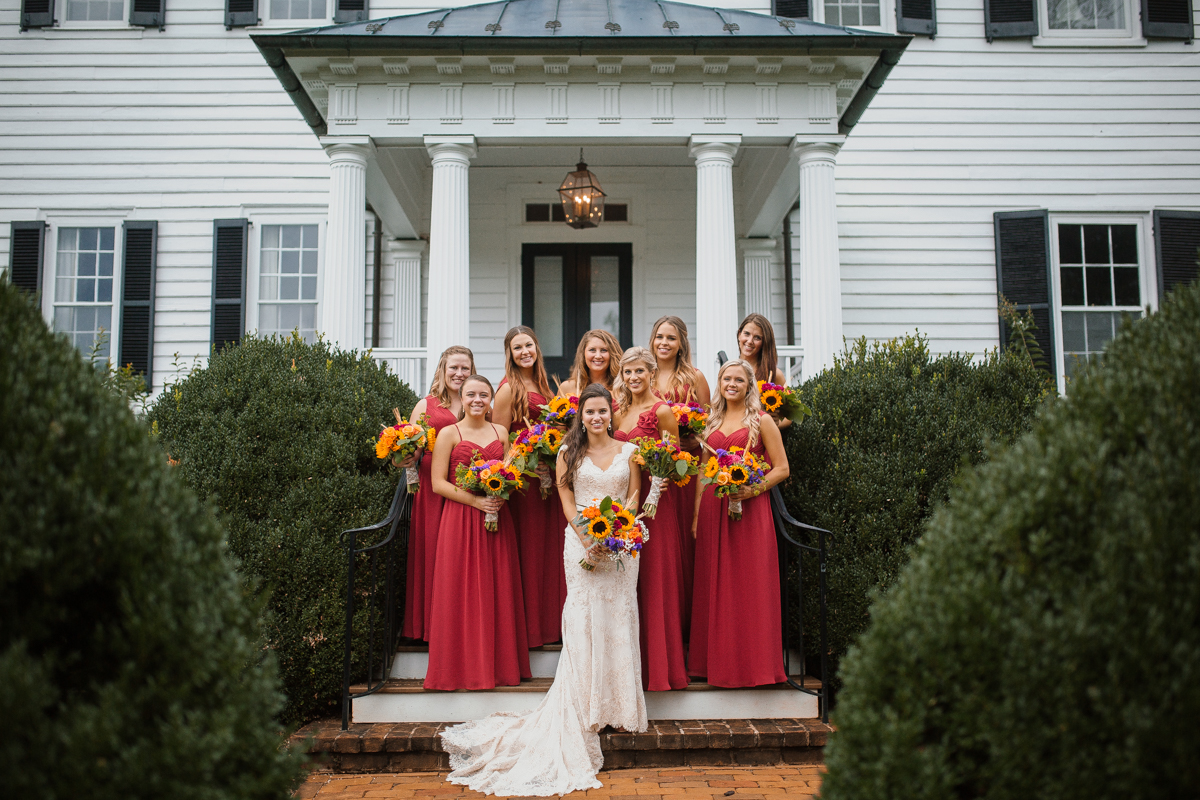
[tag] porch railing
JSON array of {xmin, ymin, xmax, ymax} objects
[
  {"xmin": 341, "ymin": 479, "xmax": 412, "ymax": 729},
  {"xmin": 371, "ymin": 347, "xmax": 427, "ymax": 395},
  {"xmin": 776, "ymin": 345, "xmax": 805, "ymax": 384}
]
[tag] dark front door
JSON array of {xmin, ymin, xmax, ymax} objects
[{"xmin": 521, "ymin": 243, "xmax": 633, "ymax": 383}]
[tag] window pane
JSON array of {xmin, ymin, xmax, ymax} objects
[
  {"xmin": 1110, "ymin": 225, "xmax": 1137, "ymax": 264},
  {"xmin": 98, "ymin": 278, "xmax": 112, "ymax": 303},
  {"xmin": 862, "ymin": 3, "xmax": 880, "ymax": 24},
  {"xmin": 79, "ymin": 227, "xmax": 97, "ymax": 250},
  {"xmin": 302, "ymin": 276, "xmax": 317, "ymax": 300},
  {"xmin": 260, "ymin": 276, "xmax": 279, "ymax": 301},
  {"xmin": 270, "ymin": 0, "xmax": 288, "ymax": 17},
  {"xmin": 1058, "ymin": 224, "xmax": 1083, "ymax": 264},
  {"xmin": 280, "ymin": 277, "xmax": 299, "ymax": 300},
  {"xmin": 263, "ymin": 225, "xmax": 280, "ymax": 249},
  {"xmin": 260, "ymin": 223, "xmax": 319, "ymax": 332},
  {"xmin": 301, "ymin": 224, "xmax": 319, "ymax": 248},
  {"xmin": 1061, "ymin": 267, "xmax": 1085, "ymax": 306},
  {"xmin": 526, "ymin": 204, "xmax": 551, "ymax": 223},
  {"xmin": 1085, "ymin": 311, "xmax": 1114, "ymax": 350},
  {"xmin": 281, "ymin": 250, "xmax": 300, "ymax": 274},
  {"xmin": 590, "ymin": 255, "xmax": 621, "ymax": 337},
  {"xmin": 842, "ymin": 5, "xmax": 860, "ymax": 24},
  {"xmin": 1061, "ymin": 311, "xmax": 1086, "ymax": 352},
  {"xmin": 1085, "ymin": 266, "xmax": 1112, "ymax": 306},
  {"xmin": 1048, "ymin": 0, "xmax": 1126, "ymax": 29},
  {"xmin": 1083, "ymin": 225, "xmax": 1109, "ymax": 264},
  {"xmin": 281, "ymin": 225, "xmax": 301, "ymax": 249},
  {"xmin": 1113, "ymin": 267, "xmax": 1140, "ymax": 306},
  {"xmin": 301, "ymin": 250, "xmax": 318, "ymax": 274},
  {"xmin": 533, "ymin": 255, "xmax": 564, "ymax": 358}
]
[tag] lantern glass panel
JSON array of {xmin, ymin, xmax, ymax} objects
[{"xmin": 557, "ymin": 162, "xmax": 606, "ymax": 230}]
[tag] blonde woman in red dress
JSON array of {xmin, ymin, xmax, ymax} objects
[
  {"xmin": 612, "ymin": 346, "xmax": 689, "ymax": 691},
  {"xmin": 494, "ymin": 325, "xmax": 568, "ymax": 647},
  {"xmin": 402, "ymin": 345, "xmax": 474, "ymax": 642},
  {"xmin": 557, "ymin": 328, "xmax": 621, "ymax": 400},
  {"xmin": 688, "ymin": 359, "xmax": 791, "ymax": 687},
  {"xmin": 425, "ymin": 374, "xmax": 530, "ymax": 690},
  {"xmin": 736, "ymin": 313, "xmax": 792, "ymax": 431}
]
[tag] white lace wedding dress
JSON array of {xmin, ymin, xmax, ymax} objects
[{"xmin": 441, "ymin": 441, "xmax": 648, "ymax": 797}]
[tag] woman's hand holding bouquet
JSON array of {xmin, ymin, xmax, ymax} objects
[
  {"xmin": 375, "ymin": 408, "xmax": 431, "ymax": 493},
  {"xmin": 455, "ymin": 456, "xmax": 524, "ymax": 530},
  {"xmin": 572, "ymin": 496, "xmax": 649, "ymax": 571},
  {"xmin": 510, "ymin": 422, "xmax": 566, "ymax": 498},
  {"xmin": 630, "ymin": 432, "xmax": 699, "ymax": 518},
  {"xmin": 756, "ymin": 381, "xmax": 812, "ymax": 425},
  {"xmin": 700, "ymin": 445, "xmax": 770, "ymax": 520}
]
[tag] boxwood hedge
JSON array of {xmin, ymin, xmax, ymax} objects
[
  {"xmin": 149, "ymin": 334, "xmax": 418, "ymax": 725},
  {"xmin": 821, "ymin": 281, "xmax": 1200, "ymax": 799}
]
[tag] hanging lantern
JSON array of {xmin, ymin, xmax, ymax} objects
[{"xmin": 557, "ymin": 150, "xmax": 606, "ymax": 229}]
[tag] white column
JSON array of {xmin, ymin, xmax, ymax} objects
[
  {"xmin": 424, "ymin": 135, "xmax": 476, "ymax": 370},
  {"xmin": 390, "ymin": 238, "xmax": 425, "ymax": 390},
  {"xmin": 320, "ymin": 136, "xmax": 372, "ymax": 351},
  {"xmin": 689, "ymin": 134, "xmax": 741, "ymax": 383},
  {"xmin": 739, "ymin": 238, "xmax": 776, "ymax": 319},
  {"xmin": 790, "ymin": 138, "xmax": 844, "ymax": 378}
]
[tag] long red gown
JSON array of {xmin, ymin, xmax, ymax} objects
[
  {"xmin": 402, "ymin": 396, "xmax": 459, "ymax": 642},
  {"xmin": 656, "ymin": 383, "xmax": 702, "ymax": 638},
  {"xmin": 424, "ymin": 435, "xmax": 531, "ymax": 690},
  {"xmin": 502, "ymin": 383, "xmax": 568, "ymax": 647},
  {"xmin": 614, "ymin": 402, "xmax": 690, "ymax": 691},
  {"xmin": 687, "ymin": 421, "xmax": 787, "ymax": 688}
]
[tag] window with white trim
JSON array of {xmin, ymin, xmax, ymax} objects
[
  {"xmin": 258, "ymin": 223, "xmax": 320, "ymax": 342},
  {"xmin": 824, "ymin": 0, "xmax": 882, "ymax": 26},
  {"xmin": 1036, "ymin": 0, "xmax": 1139, "ymax": 40},
  {"xmin": 65, "ymin": 0, "xmax": 124, "ymax": 20},
  {"xmin": 53, "ymin": 226, "xmax": 117, "ymax": 358},
  {"xmin": 269, "ymin": 0, "xmax": 326, "ymax": 20}
]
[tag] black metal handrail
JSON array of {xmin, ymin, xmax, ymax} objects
[
  {"xmin": 340, "ymin": 479, "xmax": 412, "ymax": 730},
  {"xmin": 770, "ymin": 486, "xmax": 833, "ymax": 723}
]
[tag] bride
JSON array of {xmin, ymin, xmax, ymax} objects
[{"xmin": 440, "ymin": 383, "xmax": 647, "ymax": 796}]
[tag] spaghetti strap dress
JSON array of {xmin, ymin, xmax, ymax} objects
[
  {"xmin": 614, "ymin": 402, "xmax": 690, "ymax": 691},
  {"xmin": 424, "ymin": 430, "xmax": 531, "ymax": 690},
  {"xmin": 656, "ymin": 383, "xmax": 701, "ymax": 638},
  {"xmin": 502, "ymin": 381, "xmax": 568, "ymax": 647},
  {"xmin": 687, "ymin": 419, "xmax": 787, "ymax": 688},
  {"xmin": 402, "ymin": 396, "xmax": 460, "ymax": 642}
]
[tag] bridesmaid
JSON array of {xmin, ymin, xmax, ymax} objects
[
  {"xmin": 688, "ymin": 359, "xmax": 791, "ymax": 688},
  {"xmin": 425, "ymin": 374, "xmax": 531, "ymax": 690},
  {"xmin": 403, "ymin": 345, "xmax": 474, "ymax": 642},
  {"xmin": 612, "ymin": 346, "xmax": 689, "ymax": 691},
  {"xmin": 494, "ymin": 325, "xmax": 568, "ymax": 647},
  {"xmin": 557, "ymin": 329, "xmax": 621, "ymax": 399},
  {"xmin": 736, "ymin": 314, "xmax": 791, "ymax": 431}
]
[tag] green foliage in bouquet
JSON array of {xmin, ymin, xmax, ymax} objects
[
  {"xmin": 821, "ymin": 280, "xmax": 1200, "ymax": 800},
  {"xmin": 149, "ymin": 333, "xmax": 418, "ymax": 725},
  {"xmin": 0, "ymin": 280, "xmax": 304, "ymax": 797},
  {"xmin": 780, "ymin": 334, "xmax": 1052, "ymax": 670}
]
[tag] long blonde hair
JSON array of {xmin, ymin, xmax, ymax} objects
[
  {"xmin": 703, "ymin": 359, "xmax": 763, "ymax": 449},
  {"xmin": 649, "ymin": 315, "xmax": 701, "ymax": 403},
  {"xmin": 738, "ymin": 313, "xmax": 779, "ymax": 384},
  {"xmin": 503, "ymin": 326, "xmax": 553, "ymax": 424},
  {"xmin": 612, "ymin": 346, "xmax": 657, "ymax": 415},
  {"xmin": 568, "ymin": 329, "xmax": 622, "ymax": 392},
  {"xmin": 427, "ymin": 345, "xmax": 476, "ymax": 409}
]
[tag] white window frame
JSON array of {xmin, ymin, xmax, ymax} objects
[
  {"xmin": 811, "ymin": 0, "xmax": 895, "ymax": 33},
  {"xmin": 1033, "ymin": 0, "xmax": 1147, "ymax": 46},
  {"xmin": 245, "ymin": 215, "xmax": 326, "ymax": 342},
  {"xmin": 1049, "ymin": 213, "xmax": 1157, "ymax": 394},
  {"xmin": 58, "ymin": 0, "xmax": 132, "ymax": 29},
  {"xmin": 259, "ymin": 0, "xmax": 332, "ymax": 28}
]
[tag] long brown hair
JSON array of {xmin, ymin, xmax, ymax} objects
[
  {"xmin": 613, "ymin": 346, "xmax": 657, "ymax": 416},
  {"xmin": 703, "ymin": 359, "xmax": 763, "ymax": 449},
  {"xmin": 503, "ymin": 325, "xmax": 552, "ymax": 424},
  {"xmin": 557, "ymin": 383, "xmax": 615, "ymax": 492},
  {"xmin": 649, "ymin": 315, "xmax": 700, "ymax": 403},
  {"xmin": 568, "ymin": 329, "xmax": 621, "ymax": 392},
  {"xmin": 738, "ymin": 313, "xmax": 779, "ymax": 384},
  {"xmin": 427, "ymin": 345, "xmax": 476, "ymax": 409},
  {"xmin": 456, "ymin": 374, "xmax": 495, "ymax": 422}
]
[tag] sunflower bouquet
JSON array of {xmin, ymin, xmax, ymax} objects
[
  {"xmin": 510, "ymin": 422, "xmax": 566, "ymax": 498},
  {"xmin": 630, "ymin": 432, "xmax": 699, "ymax": 518},
  {"xmin": 455, "ymin": 455, "xmax": 524, "ymax": 531},
  {"xmin": 756, "ymin": 380, "xmax": 812, "ymax": 424},
  {"xmin": 669, "ymin": 402, "xmax": 709, "ymax": 438},
  {"xmin": 375, "ymin": 414, "xmax": 430, "ymax": 494},
  {"xmin": 572, "ymin": 496, "xmax": 649, "ymax": 571},
  {"xmin": 700, "ymin": 446, "xmax": 770, "ymax": 521},
  {"xmin": 538, "ymin": 394, "xmax": 578, "ymax": 428}
]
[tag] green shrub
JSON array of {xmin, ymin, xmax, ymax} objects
[
  {"xmin": 148, "ymin": 334, "xmax": 418, "ymax": 724},
  {"xmin": 0, "ymin": 281, "xmax": 303, "ymax": 798},
  {"xmin": 821, "ymin": 282, "xmax": 1200, "ymax": 800},
  {"xmin": 781, "ymin": 335, "xmax": 1051, "ymax": 668}
]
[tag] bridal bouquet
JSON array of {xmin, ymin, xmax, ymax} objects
[
  {"xmin": 669, "ymin": 402, "xmax": 708, "ymax": 438},
  {"xmin": 757, "ymin": 380, "xmax": 812, "ymax": 424},
  {"xmin": 573, "ymin": 496, "xmax": 649, "ymax": 571},
  {"xmin": 455, "ymin": 455, "xmax": 524, "ymax": 531},
  {"xmin": 375, "ymin": 412, "xmax": 430, "ymax": 493},
  {"xmin": 630, "ymin": 433, "xmax": 699, "ymax": 518},
  {"xmin": 510, "ymin": 422, "xmax": 565, "ymax": 498},
  {"xmin": 538, "ymin": 394, "xmax": 578, "ymax": 428},
  {"xmin": 700, "ymin": 446, "xmax": 770, "ymax": 521}
]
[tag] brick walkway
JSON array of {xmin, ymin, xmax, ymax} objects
[{"xmin": 296, "ymin": 765, "xmax": 825, "ymax": 798}]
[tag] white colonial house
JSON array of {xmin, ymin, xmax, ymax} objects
[{"xmin": 3, "ymin": 0, "xmax": 1199, "ymax": 398}]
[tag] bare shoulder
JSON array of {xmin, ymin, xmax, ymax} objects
[
  {"xmin": 773, "ymin": 368, "xmax": 787, "ymax": 386},
  {"xmin": 557, "ymin": 379, "xmax": 578, "ymax": 397},
  {"xmin": 491, "ymin": 422, "xmax": 509, "ymax": 440},
  {"xmin": 411, "ymin": 396, "xmax": 428, "ymax": 418}
]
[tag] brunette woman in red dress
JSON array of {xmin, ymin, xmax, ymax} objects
[
  {"xmin": 425, "ymin": 374, "xmax": 531, "ymax": 690},
  {"xmin": 612, "ymin": 346, "xmax": 689, "ymax": 691},
  {"xmin": 556, "ymin": 328, "xmax": 621, "ymax": 402},
  {"xmin": 736, "ymin": 313, "xmax": 792, "ymax": 431},
  {"xmin": 494, "ymin": 326, "xmax": 568, "ymax": 647},
  {"xmin": 688, "ymin": 359, "xmax": 791, "ymax": 687},
  {"xmin": 402, "ymin": 345, "xmax": 474, "ymax": 642},
  {"xmin": 648, "ymin": 314, "xmax": 711, "ymax": 630}
]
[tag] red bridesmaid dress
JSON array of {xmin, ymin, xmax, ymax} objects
[
  {"xmin": 402, "ymin": 396, "xmax": 460, "ymax": 642},
  {"xmin": 502, "ymin": 382, "xmax": 568, "ymax": 647},
  {"xmin": 424, "ymin": 431, "xmax": 531, "ymax": 690},
  {"xmin": 657, "ymin": 383, "xmax": 702, "ymax": 638},
  {"xmin": 614, "ymin": 402, "xmax": 689, "ymax": 691},
  {"xmin": 688, "ymin": 419, "xmax": 787, "ymax": 687}
]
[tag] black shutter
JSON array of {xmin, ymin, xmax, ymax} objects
[
  {"xmin": 984, "ymin": 0, "xmax": 1038, "ymax": 40},
  {"xmin": 20, "ymin": 0, "xmax": 55, "ymax": 30},
  {"xmin": 8, "ymin": 221, "xmax": 46, "ymax": 295},
  {"xmin": 897, "ymin": 0, "xmax": 936, "ymax": 35},
  {"xmin": 211, "ymin": 219, "xmax": 247, "ymax": 353},
  {"xmin": 995, "ymin": 210, "xmax": 1056, "ymax": 381},
  {"xmin": 333, "ymin": 0, "xmax": 368, "ymax": 23},
  {"xmin": 773, "ymin": 0, "xmax": 811, "ymax": 19},
  {"xmin": 1154, "ymin": 210, "xmax": 1200, "ymax": 302},
  {"xmin": 1141, "ymin": 0, "xmax": 1193, "ymax": 40},
  {"xmin": 225, "ymin": 0, "xmax": 257, "ymax": 29},
  {"xmin": 119, "ymin": 222, "xmax": 157, "ymax": 389},
  {"xmin": 130, "ymin": 0, "xmax": 164, "ymax": 28}
]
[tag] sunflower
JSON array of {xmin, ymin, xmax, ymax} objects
[
  {"xmin": 427, "ymin": 428, "xmax": 436, "ymax": 449},
  {"xmin": 549, "ymin": 396, "xmax": 571, "ymax": 415},
  {"xmin": 485, "ymin": 475, "xmax": 505, "ymax": 492},
  {"xmin": 760, "ymin": 390, "xmax": 783, "ymax": 413},
  {"xmin": 728, "ymin": 464, "xmax": 749, "ymax": 485},
  {"xmin": 615, "ymin": 509, "xmax": 636, "ymax": 530},
  {"xmin": 704, "ymin": 458, "xmax": 720, "ymax": 478},
  {"xmin": 587, "ymin": 517, "xmax": 612, "ymax": 538},
  {"xmin": 545, "ymin": 428, "xmax": 564, "ymax": 447},
  {"xmin": 675, "ymin": 475, "xmax": 692, "ymax": 487}
]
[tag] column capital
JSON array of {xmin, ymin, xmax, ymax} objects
[
  {"xmin": 319, "ymin": 135, "xmax": 374, "ymax": 165},
  {"xmin": 688, "ymin": 134, "xmax": 741, "ymax": 164},
  {"xmin": 788, "ymin": 136, "xmax": 845, "ymax": 165},
  {"xmin": 424, "ymin": 135, "xmax": 477, "ymax": 163},
  {"xmin": 388, "ymin": 238, "xmax": 427, "ymax": 258},
  {"xmin": 738, "ymin": 237, "xmax": 777, "ymax": 256}
]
